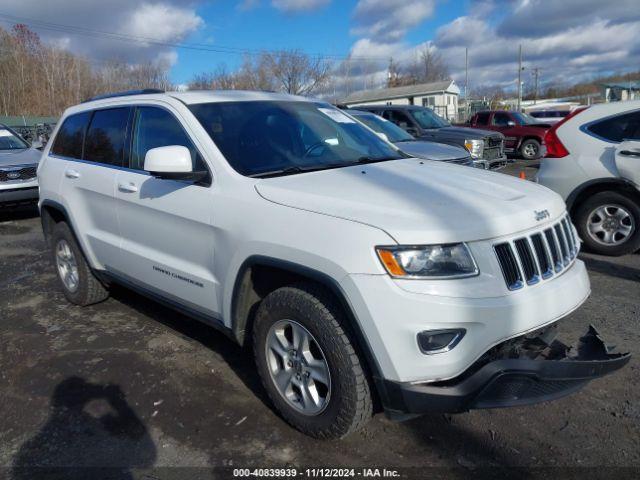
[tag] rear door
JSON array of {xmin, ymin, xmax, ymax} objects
[
  {"xmin": 54, "ymin": 108, "xmax": 129, "ymax": 267},
  {"xmin": 112, "ymin": 105, "xmax": 219, "ymax": 317}
]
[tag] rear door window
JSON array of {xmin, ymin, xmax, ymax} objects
[
  {"xmin": 492, "ymin": 112, "xmax": 512, "ymax": 126},
  {"xmin": 587, "ymin": 111, "xmax": 640, "ymax": 142},
  {"xmin": 84, "ymin": 108, "xmax": 131, "ymax": 166},
  {"xmin": 475, "ymin": 112, "xmax": 490, "ymax": 125},
  {"xmin": 51, "ymin": 112, "xmax": 91, "ymax": 159}
]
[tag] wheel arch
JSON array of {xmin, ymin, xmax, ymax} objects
[
  {"xmin": 40, "ymin": 200, "xmax": 74, "ymax": 247},
  {"xmin": 566, "ymin": 178, "xmax": 640, "ymax": 215},
  {"xmin": 230, "ymin": 256, "xmax": 385, "ymax": 393}
]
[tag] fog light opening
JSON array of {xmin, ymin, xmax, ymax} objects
[{"xmin": 417, "ymin": 329, "xmax": 466, "ymax": 355}]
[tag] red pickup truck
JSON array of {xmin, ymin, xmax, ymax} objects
[{"xmin": 464, "ymin": 111, "xmax": 551, "ymax": 160}]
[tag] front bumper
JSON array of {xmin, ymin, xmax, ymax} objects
[
  {"xmin": 381, "ymin": 325, "xmax": 630, "ymax": 416},
  {"xmin": 0, "ymin": 186, "xmax": 39, "ymax": 206}
]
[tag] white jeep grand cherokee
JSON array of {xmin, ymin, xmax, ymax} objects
[{"xmin": 37, "ymin": 89, "xmax": 629, "ymax": 439}]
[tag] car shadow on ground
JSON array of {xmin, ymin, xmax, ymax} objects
[
  {"xmin": 0, "ymin": 205, "xmax": 39, "ymax": 223},
  {"xmin": 11, "ymin": 376, "xmax": 156, "ymax": 480},
  {"xmin": 108, "ymin": 285, "xmax": 273, "ymax": 409},
  {"xmin": 580, "ymin": 255, "xmax": 640, "ymax": 282}
]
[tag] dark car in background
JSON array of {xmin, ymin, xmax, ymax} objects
[
  {"xmin": 353, "ymin": 105, "xmax": 507, "ymax": 170},
  {"xmin": 347, "ymin": 110, "xmax": 476, "ymax": 168},
  {"xmin": 465, "ymin": 110, "xmax": 551, "ymax": 160}
]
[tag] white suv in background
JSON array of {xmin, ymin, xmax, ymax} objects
[
  {"xmin": 537, "ymin": 101, "xmax": 640, "ymax": 256},
  {"xmin": 37, "ymin": 89, "xmax": 629, "ymax": 439}
]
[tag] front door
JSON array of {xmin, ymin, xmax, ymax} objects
[
  {"xmin": 615, "ymin": 140, "xmax": 640, "ymax": 185},
  {"xmin": 112, "ymin": 106, "xmax": 219, "ymax": 317}
]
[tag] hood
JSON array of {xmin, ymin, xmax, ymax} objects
[
  {"xmin": 0, "ymin": 148, "xmax": 41, "ymax": 167},
  {"xmin": 255, "ymin": 158, "xmax": 566, "ymax": 244},
  {"xmin": 395, "ymin": 140, "xmax": 470, "ymax": 162},
  {"xmin": 427, "ymin": 126, "xmax": 502, "ymax": 140}
]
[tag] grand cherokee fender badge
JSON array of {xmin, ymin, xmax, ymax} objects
[{"xmin": 534, "ymin": 209, "xmax": 550, "ymax": 221}]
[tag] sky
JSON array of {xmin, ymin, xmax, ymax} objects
[{"xmin": 1, "ymin": 0, "xmax": 639, "ymax": 97}]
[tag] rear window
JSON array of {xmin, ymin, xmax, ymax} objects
[
  {"xmin": 51, "ymin": 112, "xmax": 91, "ymax": 159},
  {"xmin": 587, "ymin": 110, "xmax": 640, "ymax": 143},
  {"xmin": 84, "ymin": 108, "xmax": 130, "ymax": 166}
]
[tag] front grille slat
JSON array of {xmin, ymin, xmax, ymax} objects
[
  {"xmin": 494, "ymin": 243, "xmax": 523, "ymax": 290},
  {"xmin": 0, "ymin": 166, "xmax": 37, "ymax": 182},
  {"xmin": 495, "ymin": 217, "xmax": 580, "ymax": 290}
]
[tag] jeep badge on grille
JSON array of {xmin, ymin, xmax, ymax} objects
[{"xmin": 534, "ymin": 209, "xmax": 550, "ymax": 221}]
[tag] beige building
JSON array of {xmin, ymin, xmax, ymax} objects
[{"xmin": 340, "ymin": 80, "xmax": 460, "ymax": 121}]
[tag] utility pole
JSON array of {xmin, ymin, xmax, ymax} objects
[
  {"xmin": 464, "ymin": 47, "xmax": 469, "ymax": 119},
  {"xmin": 532, "ymin": 67, "xmax": 540, "ymax": 105},
  {"xmin": 517, "ymin": 44, "xmax": 523, "ymax": 111}
]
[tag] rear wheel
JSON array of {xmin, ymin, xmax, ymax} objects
[
  {"xmin": 51, "ymin": 222, "xmax": 109, "ymax": 305},
  {"xmin": 574, "ymin": 191, "xmax": 640, "ymax": 256},
  {"xmin": 520, "ymin": 139, "xmax": 541, "ymax": 160},
  {"xmin": 252, "ymin": 283, "xmax": 372, "ymax": 439}
]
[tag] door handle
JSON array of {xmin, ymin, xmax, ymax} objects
[
  {"xmin": 65, "ymin": 169, "xmax": 80, "ymax": 179},
  {"xmin": 118, "ymin": 182, "xmax": 138, "ymax": 193},
  {"xmin": 619, "ymin": 150, "xmax": 640, "ymax": 157}
]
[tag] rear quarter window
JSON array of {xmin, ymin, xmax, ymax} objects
[
  {"xmin": 51, "ymin": 112, "xmax": 91, "ymax": 159},
  {"xmin": 586, "ymin": 110, "xmax": 640, "ymax": 143}
]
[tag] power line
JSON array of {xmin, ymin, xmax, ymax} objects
[{"xmin": 0, "ymin": 12, "xmax": 388, "ymax": 62}]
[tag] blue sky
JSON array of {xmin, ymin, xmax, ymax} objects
[{"xmin": 2, "ymin": 0, "xmax": 639, "ymax": 95}]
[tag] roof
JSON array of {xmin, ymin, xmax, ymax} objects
[
  {"xmin": 601, "ymin": 81, "xmax": 640, "ymax": 90},
  {"xmin": 341, "ymin": 80, "xmax": 456, "ymax": 104}
]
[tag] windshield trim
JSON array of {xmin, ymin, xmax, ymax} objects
[{"xmin": 0, "ymin": 125, "xmax": 30, "ymax": 150}]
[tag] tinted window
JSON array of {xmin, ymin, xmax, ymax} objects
[
  {"xmin": 387, "ymin": 110, "xmax": 413, "ymax": 126},
  {"xmin": 475, "ymin": 112, "xmax": 490, "ymax": 125},
  {"xmin": 84, "ymin": 108, "xmax": 130, "ymax": 165},
  {"xmin": 131, "ymin": 107, "xmax": 207, "ymax": 173},
  {"xmin": 411, "ymin": 108, "xmax": 449, "ymax": 129},
  {"xmin": 189, "ymin": 101, "xmax": 403, "ymax": 177},
  {"xmin": 51, "ymin": 112, "xmax": 91, "ymax": 159},
  {"xmin": 492, "ymin": 113, "xmax": 512, "ymax": 126},
  {"xmin": 587, "ymin": 110, "xmax": 640, "ymax": 142}
]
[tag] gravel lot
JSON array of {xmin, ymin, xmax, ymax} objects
[{"xmin": 1, "ymin": 162, "xmax": 638, "ymax": 478}]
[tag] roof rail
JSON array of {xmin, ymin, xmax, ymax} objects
[{"xmin": 82, "ymin": 89, "xmax": 165, "ymax": 103}]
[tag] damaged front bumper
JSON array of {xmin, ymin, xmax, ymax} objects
[{"xmin": 380, "ymin": 325, "xmax": 630, "ymax": 418}]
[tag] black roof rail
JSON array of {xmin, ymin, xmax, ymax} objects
[{"xmin": 82, "ymin": 89, "xmax": 165, "ymax": 103}]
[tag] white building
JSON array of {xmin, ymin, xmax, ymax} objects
[{"xmin": 340, "ymin": 80, "xmax": 460, "ymax": 121}]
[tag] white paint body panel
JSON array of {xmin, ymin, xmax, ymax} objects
[{"xmin": 39, "ymin": 90, "xmax": 592, "ymax": 383}]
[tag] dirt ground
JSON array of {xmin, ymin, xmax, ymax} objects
[{"xmin": 0, "ymin": 162, "xmax": 638, "ymax": 479}]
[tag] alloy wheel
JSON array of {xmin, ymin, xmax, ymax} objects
[
  {"xmin": 265, "ymin": 319, "xmax": 331, "ymax": 416},
  {"xmin": 55, "ymin": 239, "xmax": 80, "ymax": 292},
  {"xmin": 587, "ymin": 204, "xmax": 635, "ymax": 246}
]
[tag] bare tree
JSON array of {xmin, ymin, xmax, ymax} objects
[{"xmin": 263, "ymin": 49, "xmax": 331, "ymax": 95}]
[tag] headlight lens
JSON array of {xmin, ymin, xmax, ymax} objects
[
  {"xmin": 376, "ymin": 243, "xmax": 479, "ymax": 279},
  {"xmin": 464, "ymin": 139, "xmax": 484, "ymax": 158}
]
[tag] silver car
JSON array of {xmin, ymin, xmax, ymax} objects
[
  {"xmin": 347, "ymin": 110, "xmax": 481, "ymax": 168},
  {"xmin": 0, "ymin": 125, "xmax": 42, "ymax": 207}
]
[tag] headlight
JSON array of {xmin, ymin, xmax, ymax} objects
[
  {"xmin": 464, "ymin": 139, "xmax": 484, "ymax": 159},
  {"xmin": 376, "ymin": 243, "xmax": 479, "ymax": 279}
]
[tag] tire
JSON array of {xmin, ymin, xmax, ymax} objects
[
  {"xmin": 50, "ymin": 222, "xmax": 109, "ymax": 305},
  {"xmin": 252, "ymin": 283, "xmax": 372, "ymax": 439},
  {"xmin": 574, "ymin": 191, "xmax": 640, "ymax": 256},
  {"xmin": 520, "ymin": 138, "xmax": 541, "ymax": 160}
]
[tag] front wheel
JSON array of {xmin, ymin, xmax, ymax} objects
[
  {"xmin": 574, "ymin": 191, "xmax": 640, "ymax": 256},
  {"xmin": 520, "ymin": 138, "xmax": 541, "ymax": 160},
  {"xmin": 252, "ymin": 284, "xmax": 372, "ymax": 439}
]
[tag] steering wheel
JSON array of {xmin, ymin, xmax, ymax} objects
[{"xmin": 303, "ymin": 141, "xmax": 327, "ymax": 158}]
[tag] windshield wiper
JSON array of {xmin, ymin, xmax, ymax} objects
[
  {"xmin": 249, "ymin": 163, "xmax": 351, "ymax": 179},
  {"xmin": 355, "ymin": 155, "xmax": 404, "ymax": 165}
]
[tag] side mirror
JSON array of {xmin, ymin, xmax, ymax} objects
[
  {"xmin": 375, "ymin": 132, "xmax": 389, "ymax": 142},
  {"xmin": 506, "ymin": 121, "xmax": 516, "ymax": 127},
  {"xmin": 144, "ymin": 145, "xmax": 207, "ymax": 182},
  {"xmin": 406, "ymin": 128, "xmax": 419, "ymax": 137},
  {"xmin": 31, "ymin": 140, "xmax": 43, "ymax": 150},
  {"xmin": 399, "ymin": 121, "xmax": 408, "ymax": 129}
]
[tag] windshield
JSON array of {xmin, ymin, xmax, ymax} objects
[
  {"xmin": 512, "ymin": 112, "xmax": 539, "ymax": 125},
  {"xmin": 352, "ymin": 112, "xmax": 414, "ymax": 142},
  {"xmin": 189, "ymin": 101, "xmax": 404, "ymax": 177},
  {"xmin": 0, "ymin": 127, "xmax": 29, "ymax": 150},
  {"xmin": 411, "ymin": 108, "xmax": 450, "ymax": 129}
]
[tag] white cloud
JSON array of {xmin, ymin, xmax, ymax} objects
[
  {"xmin": 351, "ymin": 0, "xmax": 436, "ymax": 42},
  {"xmin": 271, "ymin": 0, "xmax": 331, "ymax": 13},
  {"xmin": 0, "ymin": 0, "xmax": 204, "ymax": 65}
]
